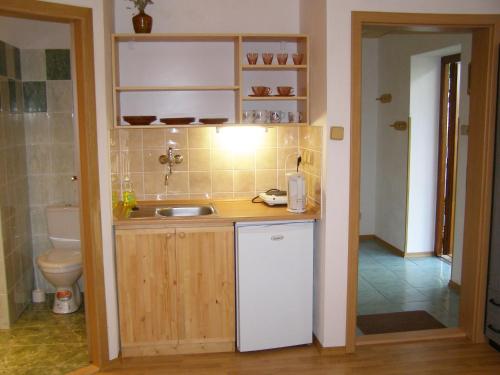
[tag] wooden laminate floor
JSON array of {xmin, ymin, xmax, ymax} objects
[{"xmin": 100, "ymin": 339, "xmax": 500, "ymax": 374}]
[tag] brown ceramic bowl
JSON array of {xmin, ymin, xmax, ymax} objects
[
  {"xmin": 251, "ymin": 86, "xmax": 272, "ymax": 96},
  {"xmin": 123, "ymin": 116, "xmax": 157, "ymax": 125},
  {"xmin": 276, "ymin": 86, "xmax": 294, "ymax": 96},
  {"xmin": 159, "ymin": 117, "xmax": 195, "ymax": 125},
  {"xmin": 199, "ymin": 118, "xmax": 228, "ymax": 124}
]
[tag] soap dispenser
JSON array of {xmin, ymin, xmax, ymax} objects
[{"xmin": 122, "ymin": 176, "xmax": 136, "ymax": 208}]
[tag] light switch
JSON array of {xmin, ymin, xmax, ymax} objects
[{"xmin": 330, "ymin": 126, "xmax": 344, "ymax": 140}]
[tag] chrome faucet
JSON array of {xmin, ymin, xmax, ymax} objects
[{"xmin": 159, "ymin": 147, "xmax": 183, "ymax": 185}]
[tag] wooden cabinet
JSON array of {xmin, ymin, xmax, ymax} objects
[
  {"xmin": 115, "ymin": 225, "xmax": 235, "ymax": 357},
  {"xmin": 111, "ymin": 33, "xmax": 309, "ymax": 128}
]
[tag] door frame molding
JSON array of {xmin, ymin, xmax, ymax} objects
[
  {"xmin": 0, "ymin": 0, "xmax": 109, "ymax": 368},
  {"xmin": 348, "ymin": 11, "xmax": 500, "ymax": 352}
]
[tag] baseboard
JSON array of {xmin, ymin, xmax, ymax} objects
[
  {"xmin": 359, "ymin": 234, "xmax": 404, "ymax": 257},
  {"xmin": 404, "ymin": 251, "xmax": 434, "ymax": 258},
  {"xmin": 313, "ymin": 335, "xmax": 346, "ymax": 355},
  {"xmin": 121, "ymin": 340, "xmax": 235, "ymax": 358},
  {"xmin": 448, "ymin": 280, "xmax": 461, "ymax": 293},
  {"xmin": 356, "ymin": 327, "xmax": 465, "ymax": 346}
]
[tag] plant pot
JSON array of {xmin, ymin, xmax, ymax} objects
[{"xmin": 132, "ymin": 10, "xmax": 153, "ymax": 33}]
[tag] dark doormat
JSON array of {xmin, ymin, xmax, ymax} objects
[{"xmin": 357, "ymin": 310, "xmax": 446, "ymax": 335}]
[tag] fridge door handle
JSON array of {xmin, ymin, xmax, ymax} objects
[{"xmin": 271, "ymin": 235, "xmax": 284, "ymax": 241}]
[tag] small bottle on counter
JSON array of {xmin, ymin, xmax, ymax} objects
[{"xmin": 122, "ymin": 176, "xmax": 136, "ymax": 208}]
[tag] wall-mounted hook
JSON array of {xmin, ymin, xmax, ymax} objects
[
  {"xmin": 389, "ymin": 121, "xmax": 408, "ymax": 131},
  {"xmin": 376, "ymin": 93, "xmax": 392, "ymax": 103}
]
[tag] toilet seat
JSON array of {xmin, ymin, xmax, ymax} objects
[{"xmin": 37, "ymin": 248, "xmax": 82, "ymax": 273}]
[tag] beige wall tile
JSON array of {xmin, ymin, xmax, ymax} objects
[
  {"xmin": 166, "ymin": 171, "xmax": 188, "ymax": 194},
  {"xmin": 49, "ymin": 113, "xmax": 74, "ymax": 144},
  {"xmin": 261, "ymin": 127, "xmax": 277, "ymax": 147},
  {"xmin": 119, "ymin": 129, "xmax": 143, "ymax": 150},
  {"xmin": 165, "ymin": 193, "xmax": 190, "ymax": 200},
  {"xmin": 189, "ymin": 171, "xmax": 211, "ymax": 194},
  {"xmin": 110, "ymin": 151, "xmax": 120, "ymax": 174},
  {"xmin": 27, "ymin": 145, "xmax": 51, "ymax": 174},
  {"xmin": 234, "ymin": 192, "xmax": 254, "ymax": 199},
  {"xmin": 235, "ymin": 170, "xmax": 255, "ymax": 193},
  {"xmin": 212, "ymin": 170, "xmax": 233, "ymax": 193},
  {"xmin": 189, "ymin": 193, "xmax": 212, "ymax": 199},
  {"xmin": 109, "ymin": 129, "xmax": 120, "ymax": 151},
  {"xmin": 188, "ymin": 149, "xmax": 210, "ymax": 171},
  {"xmin": 188, "ymin": 128, "xmax": 212, "ymax": 148},
  {"xmin": 233, "ymin": 151, "xmax": 255, "ymax": 170},
  {"xmin": 277, "ymin": 127, "xmax": 299, "ymax": 147},
  {"xmin": 143, "ymin": 149, "xmax": 164, "ymax": 173},
  {"xmin": 50, "ymin": 144, "xmax": 75, "ymax": 174},
  {"xmin": 143, "ymin": 172, "xmax": 164, "ymax": 196},
  {"xmin": 212, "ymin": 192, "xmax": 234, "ymax": 199},
  {"xmin": 211, "ymin": 148, "xmax": 233, "ymax": 170},
  {"xmin": 46, "ymin": 81, "xmax": 74, "ymax": 113},
  {"xmin": 122, "ymin": 150, "xmax": 143, "ymax": 173},
  {"xmin": 24, "ymin": 113, "xmax": 50, "ymax": 144},
  {"xmin": 278, "ymin": 147, "xmax": 299, "ymax": 170},
  {"xmin": 256, "ymin": 170, "xmax": 278, "ymax": 192},
  {"xmin": 142, "ymin": 129, "xmax": 166, "ymax": 149},
  {"xmin": 166, "ymin": 128, "xmax": 188, "ymax": 149},
  {"xmin": 256, "ymin": 147, "xmax": 277, "ymax": 170}
]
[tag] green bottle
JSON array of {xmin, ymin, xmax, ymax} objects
[{"xmin": 122, "ymin": 176, "xmax": 136, "ymax": 208}]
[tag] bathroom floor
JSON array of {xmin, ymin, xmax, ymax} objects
[
  {"xmin": 357, "ymin": 239, "xmax": 460, "ymax": 335},
  {"xmin": 0, "ymin": 295, "xmax": 88, "ymax": 375}
]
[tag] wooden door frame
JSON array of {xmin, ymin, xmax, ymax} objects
[
  {"xmin": 434, "ymin": 53, "xmax": 461, "ymax": 258},
  {"xmin": 349, "ymin": 12, "xmax": 500, "ymax": 352},
  {"xmin": 0, "ymin": 0, "xmax": 109, "ymax": 368}
]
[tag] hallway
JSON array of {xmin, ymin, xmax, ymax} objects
[{"xmin": 357, "ymin": 239, "xmax": 459, "ymax": 334}]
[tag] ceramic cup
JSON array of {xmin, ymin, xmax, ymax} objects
[
  {"xmin": 292, "ymin": 53, "xmax": 304, "ymax": 65},
  {"xmin": 262, "ymin": 53, "xmax": 274, "ymax": 65},
  {"xmin": 277, "ymin": 53, "xmax": 288, "ymax": 65},
  {"xmin": 252, "ymin": 86, "xmax": 272, "ymax": 96},
  {"xmin": 277, "ymin": 86, "xmax": 294, "ymax": 96},
  {"xmin": 242, "ymin": 110, "xmax": 255, "ymax": 123},
  {"xmin": 270, "ymin": 111, "xmax": 282, "ymax": 123},
  {"xmin": 288, "ymin": 111, "xmax": 303, "ymax": 123},
  {"xmin": 254, "ymin": 110, "xmax": 269, "ymax": 124},
  {"xmin": 247, "ymin": 52, "xmax": 258, "ymax": 65}
]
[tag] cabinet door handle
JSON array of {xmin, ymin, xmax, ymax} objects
[
  {"xmin": 488, "ymin": 324, "xmax": 500, "ymax": 334},
  {"xmin": 178, "ymin": 232, "xmax": 185, "ymax": 239},
  {"xmin": 166, "ymin": 233, "xmax": 172, "ymax": 239},
  {"xmin": 489, "ymin": 298, "xmax": 500, "ymax": 307}
]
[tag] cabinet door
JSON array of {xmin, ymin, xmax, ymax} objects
[
  {"xmin": 176, "ymin": 225, "xmax": 235, "ymax": 349},
  {"xmin": 115, "ymin": 228, "xmax": 177, "ymax": 351}
]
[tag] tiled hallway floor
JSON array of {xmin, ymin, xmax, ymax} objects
[
  {"xmin": 0, "ymin": 296, "xmax": 88, "ymax": 374},
  {"xmin": 357, "ymin": 240, "xmax": 460, "ymax": 335}
]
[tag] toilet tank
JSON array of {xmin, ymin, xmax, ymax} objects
[{"xmin": 47, "ymin": 205, "xmax": 81, "ymax": 250}]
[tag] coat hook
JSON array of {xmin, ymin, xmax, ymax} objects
[
  {"xmin": 389, "ymin": 121, "xmax": 408, "ymax": 131},
  {"xmin": 376, "ymin": 93, "xmax": 392, "ymax": 103}
]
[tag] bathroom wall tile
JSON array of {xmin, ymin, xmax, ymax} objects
[
  {"xmin": 21, "ymin": 49, "xmax": 46, "ymax": 81},
  {"xmin": 24, "ymin": 113, "xmax": 50, "ymax": 144},
  {"xmin": 27, "ymin": 145, "xmax": 51, "ymax": 174},
  {"xmin": 5, "ymin": 44, "xmax": 16, "ymax": 79},
  {"xmin": 0, "ymin": 258, "xmax": 7, "ymax": 294},
  {"xmin": 28, "ymin": 175, "xmax": 51, "ymax": 206},
  {"xmin": 189, "ymin": 171, "xmax": 211, "ymax": 194},
  {"xmin": 49, "ymin": 113, "xmax": 74, "ymax": 144},
  {"xmin": 256, "ymin": 170, "xmax": 277, "ymax": 192},
  {"xmin": 30, "ymin": 206, "xmax": 47, "ymax": 236},
  {"xmin": 0, "ymin": 78, "xmax": 9, "ymax": 112},
  {"xmin": 46, "ymin": 49, "xmax": 71, "ymax": 80},
  {"xmin": 14, "ymin": 47, "xmax": 21, "ymax": 80},
  {"xmin": 277, "ymin": 127, "xmax": 299, "ymax": 147},
  {"xmin": 211, "ymin": 148, "xmax": 233, "ymax": 170},
  {"xmin": 212, "ymin": 170, "xmax": 233, "ymax": 193},
  {"xmin": 234, "ymin": 170, "xmax": 255, "ymax": 193},
  {"xmin": 50, "ymin": 144, "xmax": 75, "ymax": 174},
  {"xmin": 23, "ymin": 82, "xmax": 47, "ymax": 113},
  {"xmin": 143, "ymin": 148, "xmax": 164, "ymax": 173},
  {"xmin": 0, "ymin": 41, "xmax": 6, "ymax": 76},
  {"xmin": 15, "ymin": 81, "xmax": 23, "ymax": 113},
  {"xmin": 8, "ymin": 79, "xmax": 17, "ymax": 113},
  {"xmin": 142, "ymin": 128, "xmax": 166, "ymax": 148},
  {"xmin": 166, "ymin": 128, "xmax": 187, "ymax": 149},
  {"xmin": 143, "ymin": 172, "xmax": 164, "ymax": 195},
  {"xmin": 256, "ymin": 147, "xmax": 277, "ymax": 170},
  {"xmin": 166, "ymin": 171, "xmax": 188, "ymax": 194},
  {"xmin": 188, "ymin": 149, "xmax": 210, "ymax": 171},
  {"xmin": 188, "ymin": 127, "xmax": 211, "ymax": 148},
  {"xmin": 46, "ymin": 80, "xmax": 73, "ymax": 113}
]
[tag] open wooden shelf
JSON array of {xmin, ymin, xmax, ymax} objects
[
  {"xmin": 116, "ymin": 85, "xmax": 239, "ymax": 92},
  {"xmin": 242, "ymin": 64, "xmax": 307, "ymax": 70},
  {"xmin": 242, "ymin": 96, "xmax": 307, "ymax": 101},
  {"xmin": 116, "ymin": 123, "xmax": 309, "ymax": 129}
]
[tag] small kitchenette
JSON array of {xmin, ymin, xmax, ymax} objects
[{"xmin": 113, "ymin": 200, "xmax": 319, "ymax": 357}]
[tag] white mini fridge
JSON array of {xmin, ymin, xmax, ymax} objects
[{"xmin": 236, "ymin": 221, "xmax": 314, "ymax": 352}]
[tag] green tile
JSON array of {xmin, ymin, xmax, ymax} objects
[
  {"xmin": 23, "ymin": 82, "xmax": 47, "ymax": 113},
  {"xmin": 0, "ymin": 41, "xmax": 6, "ymax": 76},
  {"xmin": 8, "ymin": 79, "xmax": 17, "ymax": 112},
  {"xmin": 14, "ymin": 47, "xmax": 21, "ymax": 80},
  {"xmin": 45, "ymin": 49, "xmax": 70, "ymax": 80}
]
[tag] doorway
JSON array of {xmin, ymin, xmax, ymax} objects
[
  {"xmin": 0, "ymin": 0, "xmax": 109, "ymax": 370},
  {"xmin": 435, "ymin": 53, "xmax": 461, "ymax": 260},
  {"xmin": 348, "ymin": 12, "xmax": 500, "ymax": 351}
]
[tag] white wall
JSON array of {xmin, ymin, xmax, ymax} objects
[
  {"xmin": 321, "ymin": 0, "xmax": 500, "ymax": 348},
  {"xmin": 360, "ymin": 38, "xmax": 378, "ymax": 235}
]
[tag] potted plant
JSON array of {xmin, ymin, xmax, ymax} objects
[{"xmin": 127, "ymin": 0, "xmax": 154, "ymax": 33}]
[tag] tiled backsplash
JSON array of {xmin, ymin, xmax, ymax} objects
[{"xmin": 110, "ymin": 125, "xmax": 322, "ymax": 205}]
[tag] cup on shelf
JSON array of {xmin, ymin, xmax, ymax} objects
[
  {"xmin": 292, "ymin": 53, "xmax": 304, "ymax": 65},
  {"xmin": 254, "ymin": 110, "xmax": 269, "ymax": 124},
  {"xmin": 277, "ymin": 53, "xmax": 288, "ymax": 65},
  {"xmin": 262, "ymin": 53, "xmax": 274, "ymax": 65},
  {"xmin": 247, "ymin": 52, "xmax": 258, "ymax": 65},
  {"xmin": 252, "ymin": 86, "xmax": 272, "ymax": 96},
  {"xmin": 277, "ymin": 86, "xmax": 294, "ymax": 96},
  {"xmin": 242, "ymin": 110, "xmax": 255, "ymax": 123},
  {"xmin": 288, "ymin": 111, "xmax": 303, "ymax": 123},
  {"xmin": 270, "ymin": 111, "xmax": 282, "ymax": 123}
]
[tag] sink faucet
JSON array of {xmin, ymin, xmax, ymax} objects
[{"xmin": 158, "ymin": 147, "xmax": 183, "ymax": 185}]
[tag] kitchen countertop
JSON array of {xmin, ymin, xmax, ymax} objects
[{"xmin": 114, "ymin": 199, "xmax": 320, "ymax": 228}]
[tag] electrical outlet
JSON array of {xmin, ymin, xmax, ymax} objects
[{"xmin": 330, "ymin": 126, "xmax": 344, "ymax": 140}]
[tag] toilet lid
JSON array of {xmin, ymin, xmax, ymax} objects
[{"xmin": 37, "ymin": 248, "xmax": 82, "ymax": 272}]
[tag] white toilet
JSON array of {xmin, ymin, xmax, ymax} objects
[{"xmin": 36, "ymin": 205, "xmax": 82, "ymax": 314}]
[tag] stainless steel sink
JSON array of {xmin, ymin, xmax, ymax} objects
[
  {"xmin": 128, "ymin": 204, "xmax": 216, "ymax": 219},
  {"xmin": 156, "ymin": 205, "xmax": 215, "ymax": 217}
]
